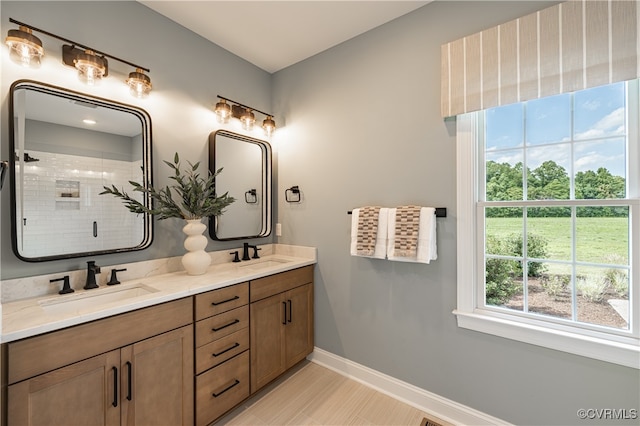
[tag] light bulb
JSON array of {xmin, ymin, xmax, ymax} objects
[
  {"xmin": 5, "ymin": 26, "xmax": 44, "ymax": 68},
  {"xmin": 240, "ymin": 109, "xmax": 255, "ymax": 131},
  {"xmin": 126, "ymin": 68, "xmax": 152, "ymax": 98},
  {"xmin": 215, "ymin": 100, "xmax": 232, "ymax": 123},
  {"xmin": 75, "ymin": 50, "xmax": 106, "ymax": 85},
  {"xmin": 262, "ymin": 116, "xmax": 276, "ymax": 137}
]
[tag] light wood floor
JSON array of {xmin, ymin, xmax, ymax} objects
[{"xmin": 216, "ymin": 361, "xmax": 444, "ymax": 426}]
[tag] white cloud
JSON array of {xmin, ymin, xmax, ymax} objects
[
  {"xmin": 581, "ymin": 99, "xmax": 600, "ymax": 111},
  {"xmin": 575, "ymin": 107, "xmax": 625, "ymax": 139}
]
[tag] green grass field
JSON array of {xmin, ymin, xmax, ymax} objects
[{"xmin": 486, "ymin": 217, "xmax": 629, "ymax": 267}]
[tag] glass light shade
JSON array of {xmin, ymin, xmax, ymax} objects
[
  {"xmin": 126, "ymin": 68, "xmax": 152, "ymax": 98},
  {"xmin": 5, "ymin": 26, "xmax": 44, "ymax": 68},
  {"xmin": 240, "ymin": 109, "xmax": 255, "ymax": 131},
  {"xmin": 262, "ymin": 116, "xmax": 276, "ymax": 137},
  {"xmin": 215, "ymin": 100, "xmax": 232, "ymax": 123},
  {"xmin": 74, "ymin": 50, "xmax": 106, "ymax": 85}
]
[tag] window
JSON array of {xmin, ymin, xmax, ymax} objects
[{"xmin": 454, "ymin": 81, "xmax": 639, "ymax": 368}]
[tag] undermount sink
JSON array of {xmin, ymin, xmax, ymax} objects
[
  {"xmin": 237, "ymin": 257, "xmax": 291, "ymax": 271},
  {"xmin": 39, "ymin": 283, "xmax": 159, "ymax": 315}
]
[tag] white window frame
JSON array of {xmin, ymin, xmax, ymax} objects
[{"xmin": 453, "ymin": 82, "xmax": 640, "ymax": 369}]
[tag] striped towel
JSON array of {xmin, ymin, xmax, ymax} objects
[
  {"xmin": 355, "ymin": 206, "xmax": 381, "ymax": 256},
  {"xmin": 393, "ymin": 205, "xmax": 421, "ymax": 257}
]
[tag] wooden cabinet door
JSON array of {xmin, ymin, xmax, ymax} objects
[
  {"xmin": 8, "ymin": 350, "xmax": 120, "ymax": 426},
  {"xmin": 250, "ymin": 294, "xmax": 286, "ymax": 392},
  {"xmin": 120, "ymin": 326, "xmax": 194, "ymax": 426},
  {"xmin": 284, "ymin": 283, "xmax": 314, "ymax": 369}
]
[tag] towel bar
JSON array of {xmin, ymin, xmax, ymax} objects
[{"xmin": 348, "ymin": 208, "xmax": 447, "ymax": 218}]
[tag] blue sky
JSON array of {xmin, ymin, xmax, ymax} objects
[{"xmin": 485, "ymin": 81, "xmax": 627, "ymax": 178}]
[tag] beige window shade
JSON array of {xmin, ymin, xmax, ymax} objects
[{"xmin": 441, "ymin": 0, "xmax": 639, "ymax": 117}]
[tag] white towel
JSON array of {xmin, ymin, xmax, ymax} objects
[
  {"xmin": 387, "ymin": 207, "xmax": 437, "ymax": 263},
  {"xmin": 350, "ymin": 207, "xmax": 389, "ymax": 259}
]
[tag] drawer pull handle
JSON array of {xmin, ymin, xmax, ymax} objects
[
  {"xmin": 212, "ymin": 379, "xmax": 240, "ymax": 398},
  {"xmin": 212, "ymin": 319, "xmax": 240, "ymax": 332},
  {"xmin": 112, "ymin": 366, "xmax": 118, "ymax": 407},
  {"xmin": 211, "ymin": 295, "xmax": 240, "ymax": 306},
  {"xmin": 287, "ymin": 299, "xmax": 292, "ymax": 323},
  {"xmin": 212, "ymin": 342, "xmax": 240, "ymax": 357}
]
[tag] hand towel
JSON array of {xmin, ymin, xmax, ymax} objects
[
  {"xmin": 350, "ymin": 207, "xmax": 388, "ymax": 259},
  {"xmin": 392, "ymin": 205, "xmax": 422, "ymax": 257},
  {"xmin": 387, "ymin": 207, "xmax": 437, "ymax": 263}
]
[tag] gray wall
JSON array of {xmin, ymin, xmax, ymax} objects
[
  {"xmin": 1, "ymin": 1, "xmax": 638, "ymax": 425},
  {"xmin": 1, "ymin": 1, "xmax": 274, "ymax": 279},
  {"xmin": 272, "ymin": 1, "xmax": 639, "ymax": 425}
]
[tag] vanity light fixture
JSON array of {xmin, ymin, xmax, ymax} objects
[
  {"xmin": 126, "ymin": 68, "xmax": 152, "ymax": 98},
  {"xmin": 73, "ymin": 49, "xmax": 107, "ymax": 85},
  {"xmin": 5, "ymin": 18, "xmax": 152, "ymax": 97},
  {"xmin": 262, "ymin": 115, "xmax": 276, "ymax": 137},
  {"xmin": 240, "ymin": 108, "xmax": 256, "ymax": 131},
  {"xmin": 214, "ymin": 98, "xmax": 232, "ymax": 123},
  {"xmin": 4, "ymin": 25, "xmax": 44, "ymax": 67},
  {"xmin": 216, "ymin": 95, "xmax": 276, "ymax": 136}
]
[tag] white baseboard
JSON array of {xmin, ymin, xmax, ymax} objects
[{"xmin": 308, "ymin": 347, "xmax": 511, "ymax": 426}]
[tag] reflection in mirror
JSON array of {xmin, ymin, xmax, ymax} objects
[
  {"xmin": 9, "ymin": 80, "xmax": 153, "ymax": 261},
  {"xmin": 209, "ymin": 130, "xmax": 271, "ymax": 240}
]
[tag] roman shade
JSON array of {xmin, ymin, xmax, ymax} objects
[{"xmin": 441, "ymin": 0, "xmax": 639, "ymax": 117}]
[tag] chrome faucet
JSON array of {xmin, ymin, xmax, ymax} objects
[{"xmin": 84, "ymin": 261, "xmax": 101, "ymax": 290}]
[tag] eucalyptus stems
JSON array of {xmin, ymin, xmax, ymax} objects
[{"xmin": 101, "ymin": 153, "xmax": 235, "ymax": 220}]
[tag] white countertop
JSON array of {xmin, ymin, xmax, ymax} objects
[{"xmin": 1, "ymin": 245, "xmax": 316, "ymax": 343}]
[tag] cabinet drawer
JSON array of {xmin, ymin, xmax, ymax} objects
[
  {"xmin": 195, "ymin": 328, "xmax": 249, "ymax": 374},
  {"xmin": 250, "ymin": 265, "xmax": 313, "ymax": 302},
  {"xmin": 195, "ymin": 282, "xmax": 248, "ymax": 321},
  {"xmin": 195, "ymin": 305, "xmax": 249, "ymax": 347},
  {"xmin": 8, "ymin": 298, "xmax": 193, "ymax": 385},
  {"xmin": 196, "ymin": 351, "xmax": 250, "ymax": 426}
]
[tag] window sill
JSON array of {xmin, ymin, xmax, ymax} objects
[{"xmin": 453, "ymin": 309, "xmax": 640, "ymax": 369}]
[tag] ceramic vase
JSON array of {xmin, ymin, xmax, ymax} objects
[{"xmin": 181, "ymin": 218, "xmax": 210, "ymax": 275}]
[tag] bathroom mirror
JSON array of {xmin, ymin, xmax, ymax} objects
[
  {"xmin": 9, "ymin": 80, "xmax": 153, "ymax": 262},
  {"xmin": 209, "ymin": 130, "xmax": 271, "ymax": 240}
]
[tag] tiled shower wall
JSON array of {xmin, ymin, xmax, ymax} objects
[{"xmin": 18, "ymin": 151, "xmax": 144, "ymax": 257}]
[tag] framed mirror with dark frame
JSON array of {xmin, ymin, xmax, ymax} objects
[
  {"xmin": 9, "ymin": 80, "xmax": 153, "ymax": 262},
  {"xmin": 209, "ymin": 129, "xmax": 272, "ymax": 241}
]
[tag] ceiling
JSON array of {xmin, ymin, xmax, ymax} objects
[{"xmin": 138, "ymin": 1, "xmax": 431, "ymax": 73}]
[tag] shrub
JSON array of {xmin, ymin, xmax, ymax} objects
[
  {"xmin": 576, "ymin": 275, "xmax": 609, "ymax": 303},
  {"xmin": 505, "ymin": 233, "xmax": 549, "ymax": 277},
  {"xmin": 603, "ymin": 254, "xmax": 628, "ymax": 298},
  {"xmin": 485, "ymin": 236, "xmax": 521, "ymax": 306},
  {"xmin": 541, "ymin": 274, "xmax": 570, "ymax": 299}
]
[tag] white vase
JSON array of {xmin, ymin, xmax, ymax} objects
[{"xmin": 181, "ymin": 218, "xmax": 210, "ymax": 275}]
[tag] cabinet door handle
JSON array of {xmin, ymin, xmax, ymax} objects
[
  {"xmin": 282, "ymin": 301, "xmax": 287, "ymax": 325},
  {"xmin": 112, "ymin": 366, "xmax": 118, "ymax": 407},
  {"xmin": 212, "ymin": 318, "xmax": 240, "ymax": 332},
  {"xmin": 212, "ymin": 379, "xmax": 240, "ymax": 398},
  {"xmin": 287, "ymin": 299, "xmax": 292, "ymax": 323},
  {"xmin": 126, "ymin": 361, "xmax": 132, "ymax": 401},
  {"xmin": 212, "ymin": 342, "xmax": 240, "ymax": 357},
  {"xmin": 211, "ymin": 295, "xmax": 239, "ymax": 306}
]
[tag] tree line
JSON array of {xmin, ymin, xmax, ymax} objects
[{"xmin": 486, "ymin": 160, "xmax": 627, "ymax": 217}]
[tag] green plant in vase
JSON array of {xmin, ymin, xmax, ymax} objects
[{"xmin": 101, "ymin": 152, "xmax": 235, "ymax": 275}]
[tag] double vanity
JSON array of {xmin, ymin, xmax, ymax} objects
[
  {"xmin": 1, "ymin": 244, "xmax": 316, "ymax": 425},
  {"xmin": 4, "ymin": 79, "xmax": 293, "ymax": 425}
]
